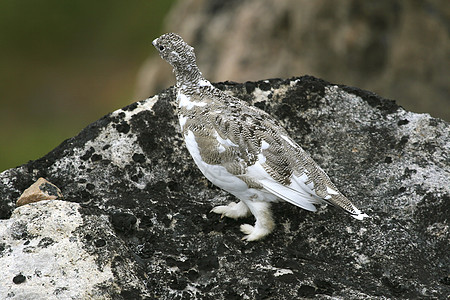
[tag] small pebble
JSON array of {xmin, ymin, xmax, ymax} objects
[{"xmin": 16, "ymin": 177, "xmax": 63, "ymax": 206}]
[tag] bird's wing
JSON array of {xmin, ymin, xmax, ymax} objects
[
  {"xmin": 258, "ymin": 178, "xmax": 319, "ymax": 211},
  {"xmin": 193, "ymin": 98, "xmax": 323, "ymax": 211}
]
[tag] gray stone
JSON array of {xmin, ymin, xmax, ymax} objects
[
  {"xmin": 0, "ymin": 200, "xmax": 148, "ymax": 299},
  {"xmin": 0, "ymin": 76, "xmax": 449, "ymax": 299}
]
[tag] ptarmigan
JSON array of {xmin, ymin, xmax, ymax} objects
[{"xmin": 153, "ymin": 33, "xmax": 368, "ymax": 241}]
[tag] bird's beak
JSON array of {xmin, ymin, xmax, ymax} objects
[{"xmin": 152, "ymin": 38, "xmax": 158, "ymax": 48}]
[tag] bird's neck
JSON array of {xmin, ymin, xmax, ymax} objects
[{"xmin": 174, "ymin": 64, "xmax": 206, "ymax": 91}]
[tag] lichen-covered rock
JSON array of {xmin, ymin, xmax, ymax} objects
[
  {"xmin": 0, "ymin": 200, "xmax": 149, "ymax": 299},
  {"xmin": 0, "ymin": 76, "xmax": 449, "ymax": 299}
]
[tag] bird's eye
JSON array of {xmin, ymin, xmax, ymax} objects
[{"xmin": 159, "ymin": 45, "xmax": 165, "ymax": 51}]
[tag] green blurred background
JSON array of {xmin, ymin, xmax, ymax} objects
[{"xmin": 0, "ymin": 0, "xmax": 175, "ymax": 171}]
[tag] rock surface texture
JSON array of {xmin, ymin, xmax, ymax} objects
[
  {"xmin": 0, "ymin": 200, "xmax": 148, "ymax": 299},
  {"xmin": 1, "ymin": 77, "xmax": 449, "ymax": 299}
]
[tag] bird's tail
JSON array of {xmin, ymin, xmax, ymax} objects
[{"xmin": 327, "ymin": 193, "xmax": 369, "ymax": 220}]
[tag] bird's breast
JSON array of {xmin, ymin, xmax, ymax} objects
[{"xmin": 183, "ymin": 129, "xmax": 249, "ymax": 193}]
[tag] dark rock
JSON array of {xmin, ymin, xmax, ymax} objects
[
  {"xmin": 0, "ymin": 76, "xmax": 448, "ymax": 299},
  {"xmin": 397, "ymin": 119, "xmax": 409, "ymax": 126},
  {"xmin": 298, "ymin": 285, "xmax": 316, "ymax": 297},
  {"xmin": 111, "ymin": 212, "xmax": 137, "ymax": 234},
  {"xmin": 12, "ymin": 274, "xmax": 26, "ymax": 284}
]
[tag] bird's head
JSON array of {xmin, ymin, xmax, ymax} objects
[{"xmin": 152, "ymin": 33, "xmax": 197, "ymax": 70}]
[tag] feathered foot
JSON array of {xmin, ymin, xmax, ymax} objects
[
  {"xmin": 211, "ymin": 201, "xmax": 251, "ymax": 219},
  {"xmin": 240, "ymin": 201, "xmax": 275, "ymax": 241}
]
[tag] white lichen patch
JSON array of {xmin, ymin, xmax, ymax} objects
[
  {"xmin": 0, "ymin": 200, "xmax": 114, "ymax": 299},
  {"xmin": 254, "ymin": 264, "xmax": 294, "ymax": 277},
  {"xmin": 273, "ymin": 268, "xmax": 294, "ymax": 277},
  {"xmin": 352, "ymin": 252, "xmax": 371, "ymax": 270},
  {"xmin": 112, "ymin": 95, "xmax": 159, "ymax": 122},
  {"xmin": 289, "ymin": 78, "xmax": 301, "ymax": 87},
  {"xmin": 97, "ymin": 132, "xmax": 140, "ymax": 169},
  {"xmin": 356, "ymin": 253, "xmax": 371, "ymax": 265},
  {"xmin": 252, "ymin": 87, "xmax": 272, "ymax": 102}
]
